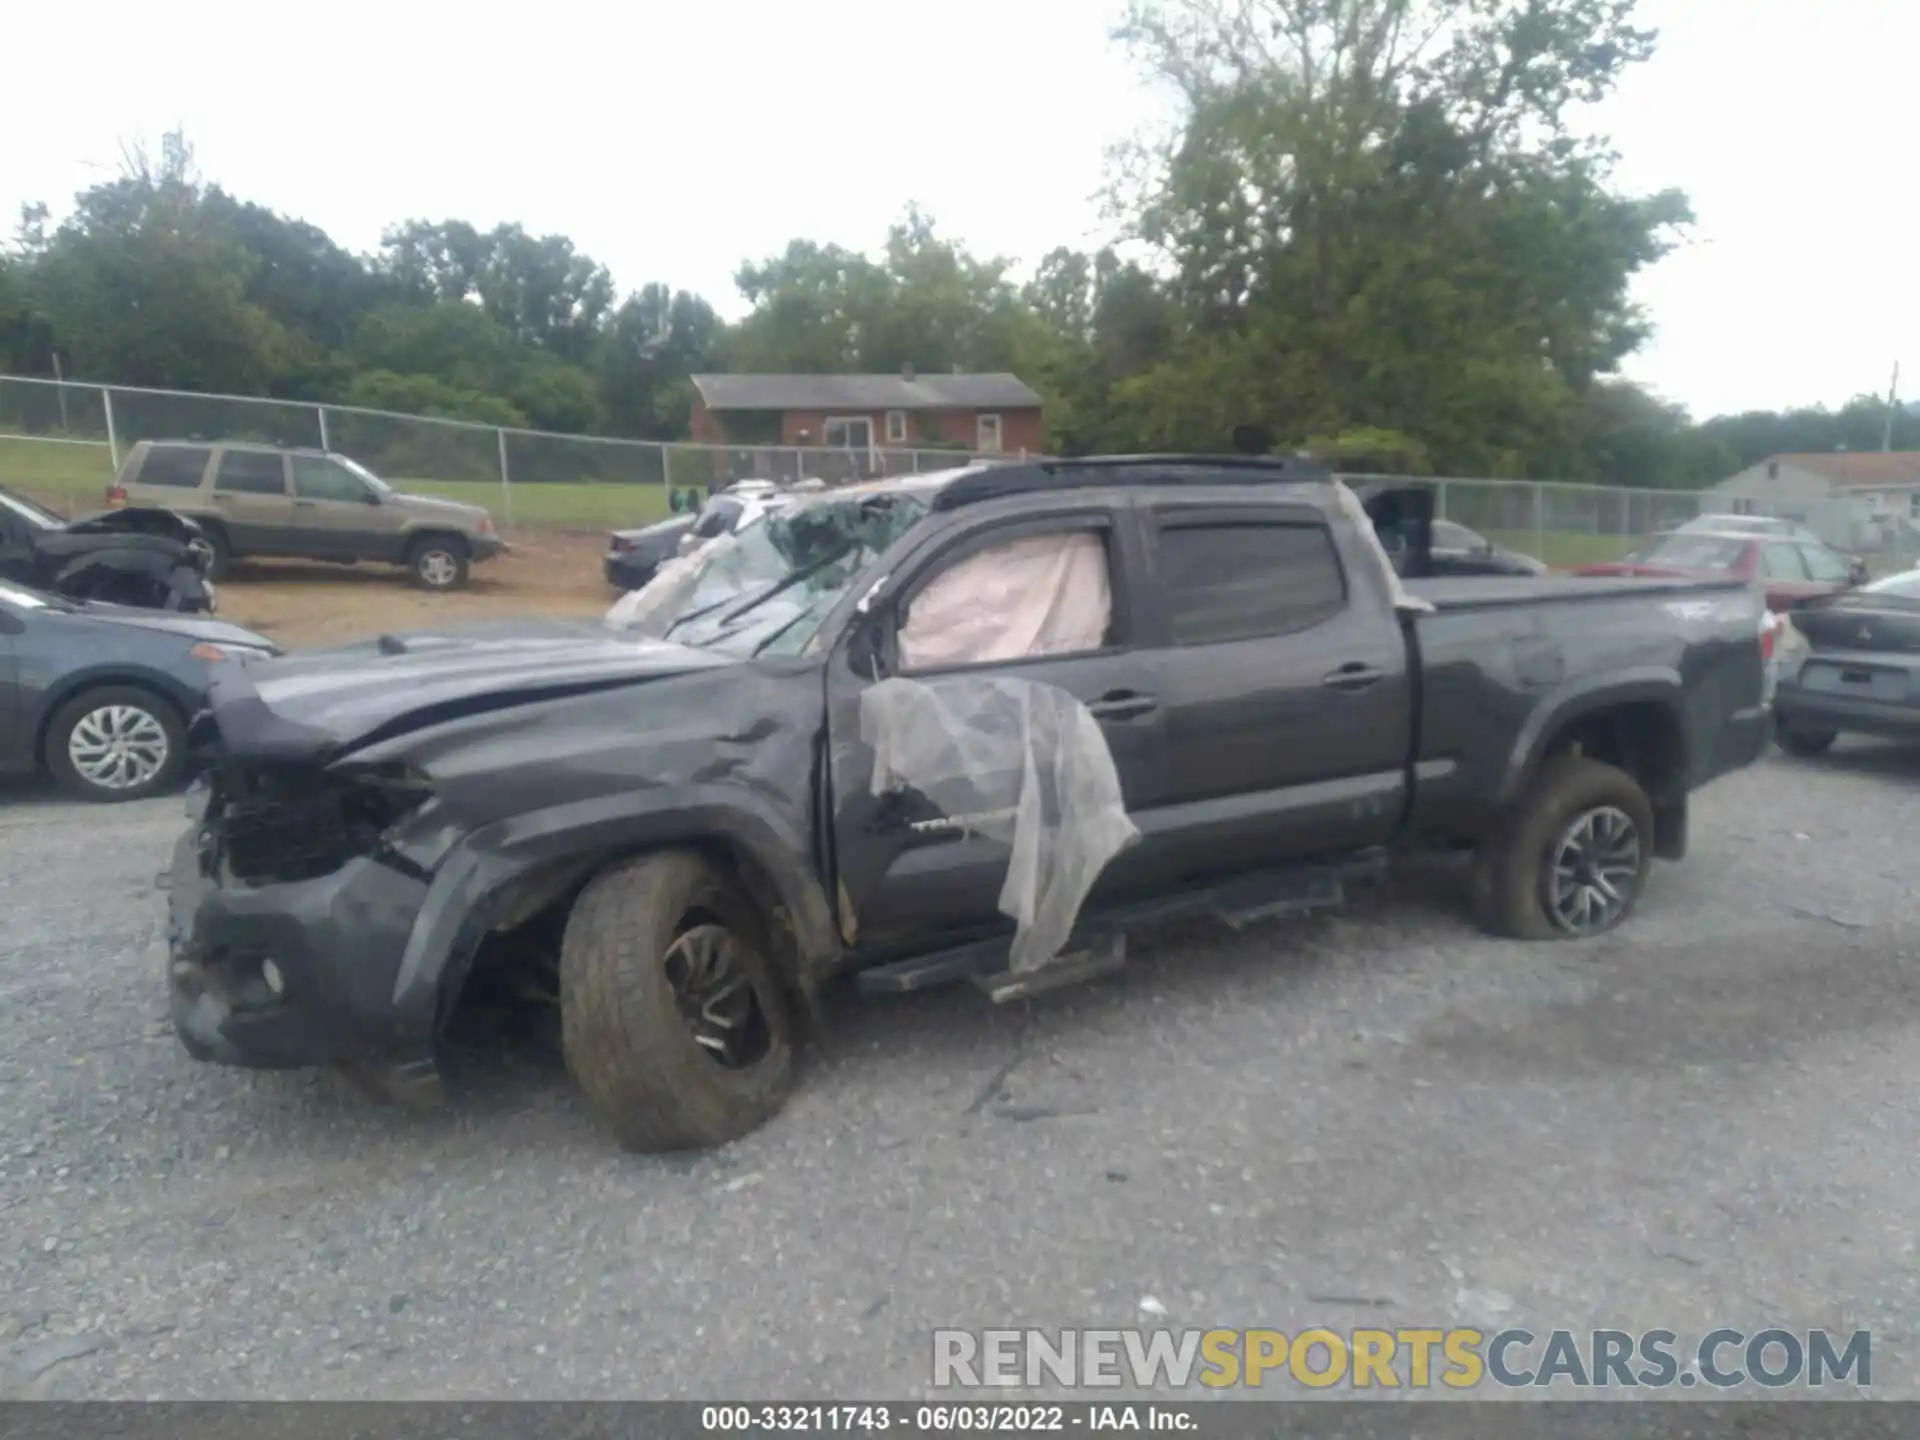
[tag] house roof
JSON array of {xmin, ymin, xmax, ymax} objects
[
  {"xmin": 690, "ymin": 373, "xmax": 1043, "ymax": 412},
  {"xmin": 1769, "ymin": 452, "xmax": 1920, "ymax": 488}
]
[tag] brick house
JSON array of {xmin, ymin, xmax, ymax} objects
[{"xmin": 688, "ymin": 369, "xmax": 1045, "ymax": 457}]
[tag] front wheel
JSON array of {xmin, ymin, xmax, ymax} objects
[
  {"xmin": 1471, "ymin": 756, "xmax": 1655, "ymax": 940},
  {"xmin": 44, "ymin": 686, "xmax": 186, "ymax": 802},
  {"xmin": 560, "ymin": 850, "xmax": 795, "ymax": 1152},
  {"xmin": 408, "ymin": 536, "xmax": 470, "ymax": 591}
]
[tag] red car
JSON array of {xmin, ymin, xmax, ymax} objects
[{"xmin": 1569, "ymin": 530, "xmax": 1861, "ymax": 612}]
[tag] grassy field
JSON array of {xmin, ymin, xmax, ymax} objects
[{"xmin": 0, "ymin": 433, "xmax": 675, "ymax": 531}]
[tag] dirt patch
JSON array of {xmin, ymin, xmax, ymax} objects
[{"xmin": 212, "ymin": 528, "xmax": 618, "ymax": 649}]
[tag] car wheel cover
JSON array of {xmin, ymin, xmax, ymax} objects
[
  {"xmin": 1544, "ymin": 804, "xmax": 1641, "ymax": 935},
  {"xmin": 418, "ymin": 549, "xmax": 459, "ymax": 586},
  {"xmin": 68, "ymin": 705, "xmax": 169, "ymax": 790}
]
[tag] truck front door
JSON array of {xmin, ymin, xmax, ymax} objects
[{"xmin": 824, "ymin": 504, "xmax": 1172, "ymax": 951}]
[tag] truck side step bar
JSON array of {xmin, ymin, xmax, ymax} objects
[
  {"xmin": 973, "ymin": 936, "xmax": 1129, "ymax": 1004},
  {"xmin": 852, "ymin": 851, "xmax": 1388, "ymax": 999}
]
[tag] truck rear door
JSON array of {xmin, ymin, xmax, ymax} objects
[{"xmin": 1134, "ymin": 497, "xmax": 1413, "ymax": 873}]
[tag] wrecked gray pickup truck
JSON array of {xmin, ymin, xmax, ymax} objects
[{"xmin": 165, "ymin": 456, "xmax": 1774, "ymax": 1152}]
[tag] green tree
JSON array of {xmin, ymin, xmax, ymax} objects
[
  {"xmin": 1107, "ymin": 0, "xmax": 1688, "ymax": 473},
  {"xmin": 19, "ymin": 133, "xmax": 297, "ymax": 393}
]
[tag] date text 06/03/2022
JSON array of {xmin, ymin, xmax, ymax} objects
[{"xmin": 700, "ymin": 1405, "xmax": 1195, "ymax": 1432}]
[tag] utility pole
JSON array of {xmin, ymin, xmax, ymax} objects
[{"xmin": 1884, "ymin": 361, "xmax": 1901, "ymax": 453}]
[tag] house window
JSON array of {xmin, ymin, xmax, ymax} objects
[
  {"xmin": 885, "ymin": 410, "xmax": 907, "ymax": 445},
  {"xmin": 823, "ymin": 416, "xmax": 873, "ymax": 451},
  {"xmin": 976, "ymin": 413, "xmax": 1003, "ymax": 453}
]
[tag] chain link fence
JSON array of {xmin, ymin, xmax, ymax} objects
[
  {"xmin": 0, "ymin": 373, "xmax": 1795, "ymax": 565},
  {"xmin": 0, "ymin": 375, "xmax": 1011, "ymax": 530}
]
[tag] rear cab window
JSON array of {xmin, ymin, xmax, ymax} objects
[
  {"xmin": 132, "ymin": 444, "xmax": 213, "ymax": 488},
  {"xmin": 214, "ymin": 449, "xmax": 289, "ymax": 496},
  {"xmin": 1151, "ymin": 512, "xmax": 1347, "ymax": 645},
  {"xmin": 1761, "ymin": 543, "xmax": 1810, "ymax": 581},
  {"xmin": 1640, "ymin": 535, "xmax": 1750, "ymax": 571},
  {"xmin": 1797, "ymin": 544, "xmax": 1851, "ymax": 584}
]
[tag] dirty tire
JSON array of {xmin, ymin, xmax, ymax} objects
[
  {"xmin": 407, "ymin": 534, "xmax": 470, "ymax": 591},
  {"xmin": 43, "ymin": 684, "xmax": 186, "ymax": 802},
  {"xmin": 560, "ymin": 850, "xmax": 794, "ymax": 1152},
  {"xmin": 1469, "ymin": 756, "xmax": 1655, "ymax": 941},
  {"xmin": 1775, "ymin": 723, "xmax": 1837, "ymax": 757},
  {"xmin": 197, "ymin": 523, "xmax": 232, "ymax": 581}
]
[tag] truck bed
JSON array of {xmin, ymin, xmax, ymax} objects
[{"xmin": 1408, "ymin": 573, "xmax": 1748, "ymax": 610}]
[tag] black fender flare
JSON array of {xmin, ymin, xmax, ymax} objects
[
  {"xmin": 385, "ymin": 794, "xmax": 839, "ymax": 1046},
  {"xmin": 1494, "ymin": 669, "xmax": 1688, "ymax": 810}
]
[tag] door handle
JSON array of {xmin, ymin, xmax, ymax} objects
[
  {"xmin": 1088, "ymin": 690, "xmax": 1158, "ymax": 721},
  {"xmin": 293, "ymin": 499, "xmax": 316, "ymax": 508},
  {"xmin": 1323, "ymin": 662, "xmax": 1387, "ymax": 691}
]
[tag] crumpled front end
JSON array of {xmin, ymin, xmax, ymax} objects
[{"xmin": 165, "ymin": 723, "xmax": 451, "ymax": 1075}]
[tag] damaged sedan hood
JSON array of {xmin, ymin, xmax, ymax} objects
[{"xmin": 204, "ymin": 616, "xmax": 739, "ymax": 759}]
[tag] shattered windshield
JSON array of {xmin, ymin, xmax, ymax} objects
[{"xmin": 622, "ymin": 490, "xmax": 930, "ymax": 657}]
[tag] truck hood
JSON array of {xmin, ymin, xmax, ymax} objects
[{"xmin": 202, "ymin": 617, "xmax": 737, "ymax": 759}]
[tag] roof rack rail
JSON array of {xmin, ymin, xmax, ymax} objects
[{"xmin": 932, "ymin": 453, "xmax": 1335, "ymax": 511}]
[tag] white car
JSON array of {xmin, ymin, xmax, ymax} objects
[{"xmin": 674, "ymin": 482, "xmax": 798, "ymax": 558}]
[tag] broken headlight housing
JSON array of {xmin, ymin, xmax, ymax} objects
[{"xmin": 211, "ymin": 763, "xmax": 435, "ymax": 886}]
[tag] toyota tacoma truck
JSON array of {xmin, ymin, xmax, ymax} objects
[{"xmin": 163, "ymin": 456, "xmax": 1775, "ymax": 1152}]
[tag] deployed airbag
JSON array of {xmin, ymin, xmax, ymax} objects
[{"xmin": 897, "ymin": 532, "xmax": 1112, "ymax": 670}]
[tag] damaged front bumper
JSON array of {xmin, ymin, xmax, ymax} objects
[{"xmin": 164, "ymin": 795, "xmax": 439, "ymax": 1073}]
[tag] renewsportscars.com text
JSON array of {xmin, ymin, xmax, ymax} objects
[{"xmin": 931, "ymin": 1327, "xmax": 1871, "ymax": 1391}]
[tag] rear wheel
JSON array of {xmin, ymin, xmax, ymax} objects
[
  {"xmin": 1471, "ymin": 756, "xmax": 1655, "ymax": 940},
  {"xmin": 560, "ymin": 850, "xmax": 795, "ymax": 1152},
  {"xmin": 44, "ymin": 685, "xmax": 186, "ymax": 802},
  {"xmin": 407, "ymin": 535, "xmax": 470, "ymax": 591},
  {"xmin": 1774, "ymin": 722, "xmax": 1837, "ymax": 757}
]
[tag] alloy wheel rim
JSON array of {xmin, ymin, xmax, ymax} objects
[
  {"xmin": 1545, "ymin": 805, "xmax": 1641, "ymax": 935},
  {"xmin": 68, "ymin": 705, "xmax": 169, "ymax": 790},
  {"xmin": 420, "ymin": 551, "xmax": 458, "ymax": 586},
  {"xmin": 662, "ymin": 923, "xmax": 770, "ymax": 1069}
]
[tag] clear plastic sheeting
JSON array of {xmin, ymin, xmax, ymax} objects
[
  {"xmin": 1332, "ymin": 479, "xmax": 1434, "ymax": 614},
  {"xmin": 860, "ymin": 675, "xmax": 1141, "ymax": 973},
  {"xmin": 898, "ymin": 531, "xmax": 1113, "ymax": 670},
  {"xmin": 606, "ymin": 552, "xmax": 707, "ymax": 634}
]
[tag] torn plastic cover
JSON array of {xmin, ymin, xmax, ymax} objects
[
  {"xmin": 860, "ymin": 675, "xmax": 1141, "ymax": 973},
  {"xmin": 898, "ymin": 531, "xmax": 1112, "ymax": 669},
  {"xmin": 1331, "ymin": 479, "xmax": 1434, "ymax": 614}
]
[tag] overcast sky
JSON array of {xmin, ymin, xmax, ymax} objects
[{"xmin": 4, "ymin": 0, "xmax": 1912, "ymax": 421}]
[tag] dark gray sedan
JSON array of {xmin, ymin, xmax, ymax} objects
[
  {"xmin": 0, "ymin": 580, "xmax": 279, "ymax": 802},
  {"xmin": 1773, "ymin": 568, "xmax": 1920, "ymax": 755}
]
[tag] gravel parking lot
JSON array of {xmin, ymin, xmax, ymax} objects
[{"xmin": 3, "ymin": 742, "xmax": 1919, "ymax": 1401}]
